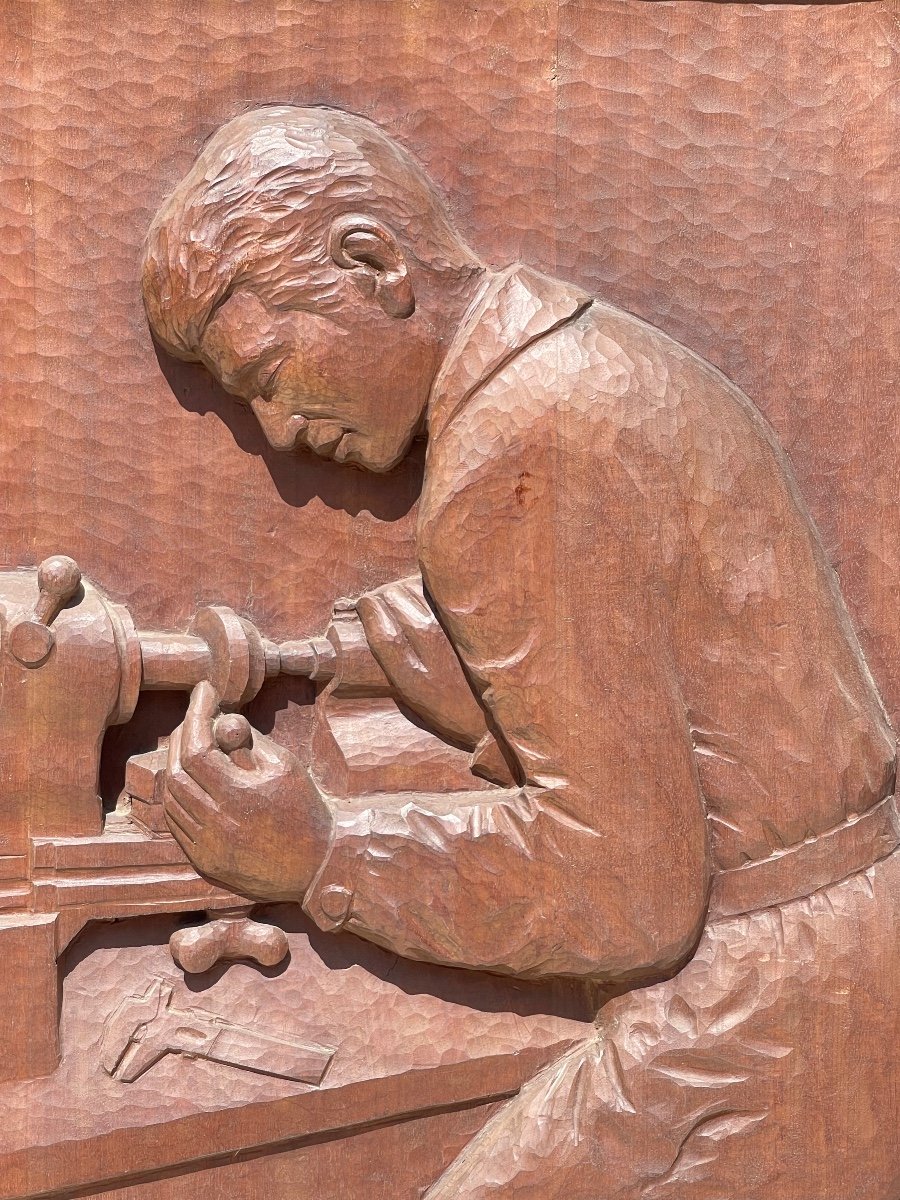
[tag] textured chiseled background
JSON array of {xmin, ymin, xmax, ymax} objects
[{"xmin": 0, "ymin": 0, "xmax": 897, "ymax": 729}]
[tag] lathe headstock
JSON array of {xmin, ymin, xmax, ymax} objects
[{"xmin": 0, "ymin": 554, "xmax": 335, "ymax": 1081}]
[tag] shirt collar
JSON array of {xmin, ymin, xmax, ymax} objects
[{"xmin": 427, "ymin": 264, "xmax": 592, "ymax": 440}]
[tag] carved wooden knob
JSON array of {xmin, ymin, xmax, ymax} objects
[
  {"xmin": 9, "ymin": 620, "xmax": 55, "ymax": 668},
  {"xmin": 169, "ymin": 909, "xmax": 289, "ymax": 974},
  {"xmin": 35, "ymin": 555, "xmax": 82, "ymax": 624},
  {"xmin": 9, "ymin": 554, "xmax": 83, "ymax": 667},
  {"xmin": 214, "ymin": 713, "xmax": 253, "ymax": 753}
]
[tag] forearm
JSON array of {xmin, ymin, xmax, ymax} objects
[{"xmin": 303, "ymin": 785, "xmax": 706, "ymax": 982}]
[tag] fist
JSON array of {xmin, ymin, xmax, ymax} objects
[{"xmin": 164, "ymin": 681, "xmax": 333, "ymax": 902}]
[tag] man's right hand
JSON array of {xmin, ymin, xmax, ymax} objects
[{"xmin": 165, "ymin": 682, "xmax": 333, "ymax": 903}]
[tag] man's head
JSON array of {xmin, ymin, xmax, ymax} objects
[{"xmin": 142, "ymin": 106, "xmax": 484, "ymax": 471}]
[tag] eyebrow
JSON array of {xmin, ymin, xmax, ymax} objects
[{"xmin": 196, "ymin": 275, "xmax": 239, "ymax": 346}]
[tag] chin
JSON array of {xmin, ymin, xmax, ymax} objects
[{"xmin": 336, "ymin": 434, "xmax": 409, "ymax": 473}]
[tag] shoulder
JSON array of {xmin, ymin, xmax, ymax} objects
[
  {"xmin": 417, "ymin": 304, "xmax": 697, "ymax": 563},
  {"xmin": 482, "ymin": 300, "xmax": 794, "ymax": 507},
  {"xmin": 509, "ymin": 299, "xmax": 757, "ymax": 420},
  {"xmin": 422, "ymin": 297, "xmax": 740, "ymax": 496}
]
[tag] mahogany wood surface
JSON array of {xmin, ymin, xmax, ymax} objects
[{"xmin": 0, "ymin": 2, "xmax": 897, "ymax": 1198}]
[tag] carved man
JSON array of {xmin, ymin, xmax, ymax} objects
[{"xmin": 142, "ymin": 107, "xmax": 900, "ymax": 1198}]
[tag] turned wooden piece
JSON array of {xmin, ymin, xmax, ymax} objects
[{"xmin": 169, "ymin": 907, "xmax": 289, "ymax": 974}]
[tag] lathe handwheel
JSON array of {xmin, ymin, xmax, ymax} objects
[{"xmin": 188, "ymin": 605, "xmax": 266, "ymax": 709}]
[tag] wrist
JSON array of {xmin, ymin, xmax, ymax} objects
[
  {"xmin": 296, "ymin": 790, "xmax": 335, "ymax": 899},
  {"xmin": 302, "ymin": 807, "xmax": 373, "ymax": 932}
]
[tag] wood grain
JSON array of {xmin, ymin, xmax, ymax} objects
[{"xmin": 0, "ymin": 3, "xmax": 896, "ymax": 1197}]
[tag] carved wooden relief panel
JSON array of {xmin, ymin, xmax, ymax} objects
[{"xmin": 0, "ymin": 3, "xmax": 897, "ymax": 1197}]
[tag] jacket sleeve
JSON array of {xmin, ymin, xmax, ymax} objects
[
  {"xmin": 303, "ymin": 381, "xmax": 710, "ymax": 983},
  {"xmin": 353, "ymin": 574, "xmax": 516, "ymax": 786}
]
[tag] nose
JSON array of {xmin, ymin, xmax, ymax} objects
[{"xmin": 250, "ymin": 398, "xmax": 309, "ymax": 451}]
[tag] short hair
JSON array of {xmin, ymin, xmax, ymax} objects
[{"xmin": 142, "ymin": 105, "xmax": 476, "ymax": 359}]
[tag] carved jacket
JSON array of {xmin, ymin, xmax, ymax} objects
[{"xmin": 303, "ymin": 265, "xmax": 896, "ymax": 984}]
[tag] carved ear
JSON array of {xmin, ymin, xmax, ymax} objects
[{"xmin": 328, "ymin": 214, "xmax": 415, "ymax": 319}]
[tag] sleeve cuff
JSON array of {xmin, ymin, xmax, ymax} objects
[{"xmin": 302, "ymin": 808, "xmax": 373, "ymax": 931}]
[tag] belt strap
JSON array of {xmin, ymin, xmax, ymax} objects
[{"xmin": 709, "ymin": 794, "xmax": 900, "ymax": 920}]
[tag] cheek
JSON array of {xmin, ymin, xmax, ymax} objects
[
  {"xmin": 276, "ymin": 350, "xmax": 331, "ymax": 403},
  {"xmin": 276, "ymin": 315, "xmax": 350, "ymax": 402}
]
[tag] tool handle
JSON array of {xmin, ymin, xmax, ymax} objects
[
  {"xmin": 214, "ymin": 713, "xmax": 253, "ymax": 753},
  {"xmin": 35, "ymin": 555, "xmax": 82, "ymax": 625}
]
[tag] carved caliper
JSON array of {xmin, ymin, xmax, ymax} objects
[{"xmin": 100, "ymin": 979, "xmax": 336, "ymax": 1084}]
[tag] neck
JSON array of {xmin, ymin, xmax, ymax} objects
[
  {"xmin": 438, "ymin": 262, "xmax": 493, "ymax": 342},
  {"xmin": 417, "ymin": 263, "xmax": 500, "ymax": 432}
]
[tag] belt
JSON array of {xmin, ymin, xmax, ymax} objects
[{"xmin": 708, "ymin": 794, "xmax": 900, "ymax": 920}]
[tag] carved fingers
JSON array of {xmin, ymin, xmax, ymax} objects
[
  {"xmin": 164, "ymin": 683, "xmax": 253, "ymax": 867},
  {"xmin": 165, "ymin": 721, "xmax": 233, "ymax": 860},
  {"xmin": 174, "ymin": 682, "xmax": 289, "ymax": 793},
  {"xmin": 179, "ymin": 681, "xmax": 243, "ymax": 794},
  {"xmin": 164, "ymin": 682, "xmax": 333, "ymax": 903}
]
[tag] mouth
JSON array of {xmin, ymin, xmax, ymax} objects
[
  {"xmin": 250, "ymin": 404, "xmax": 310, "ymax": 452},
  {"xmin": 249, "ymin": 397, "xmax": 355, "ymax": 461},
  {"xmin": 301, "ymin": 419, "xmax": 347, "ymax": 459}
]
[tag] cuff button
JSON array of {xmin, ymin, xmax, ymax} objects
[{"xmin": 319, "ymin": 884, "xmax": 352, "ymax": 923}]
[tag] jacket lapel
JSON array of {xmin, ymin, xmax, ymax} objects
[{"xmin": 428, "ymin": 265, "xmax": 591, "ymax": 440}]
